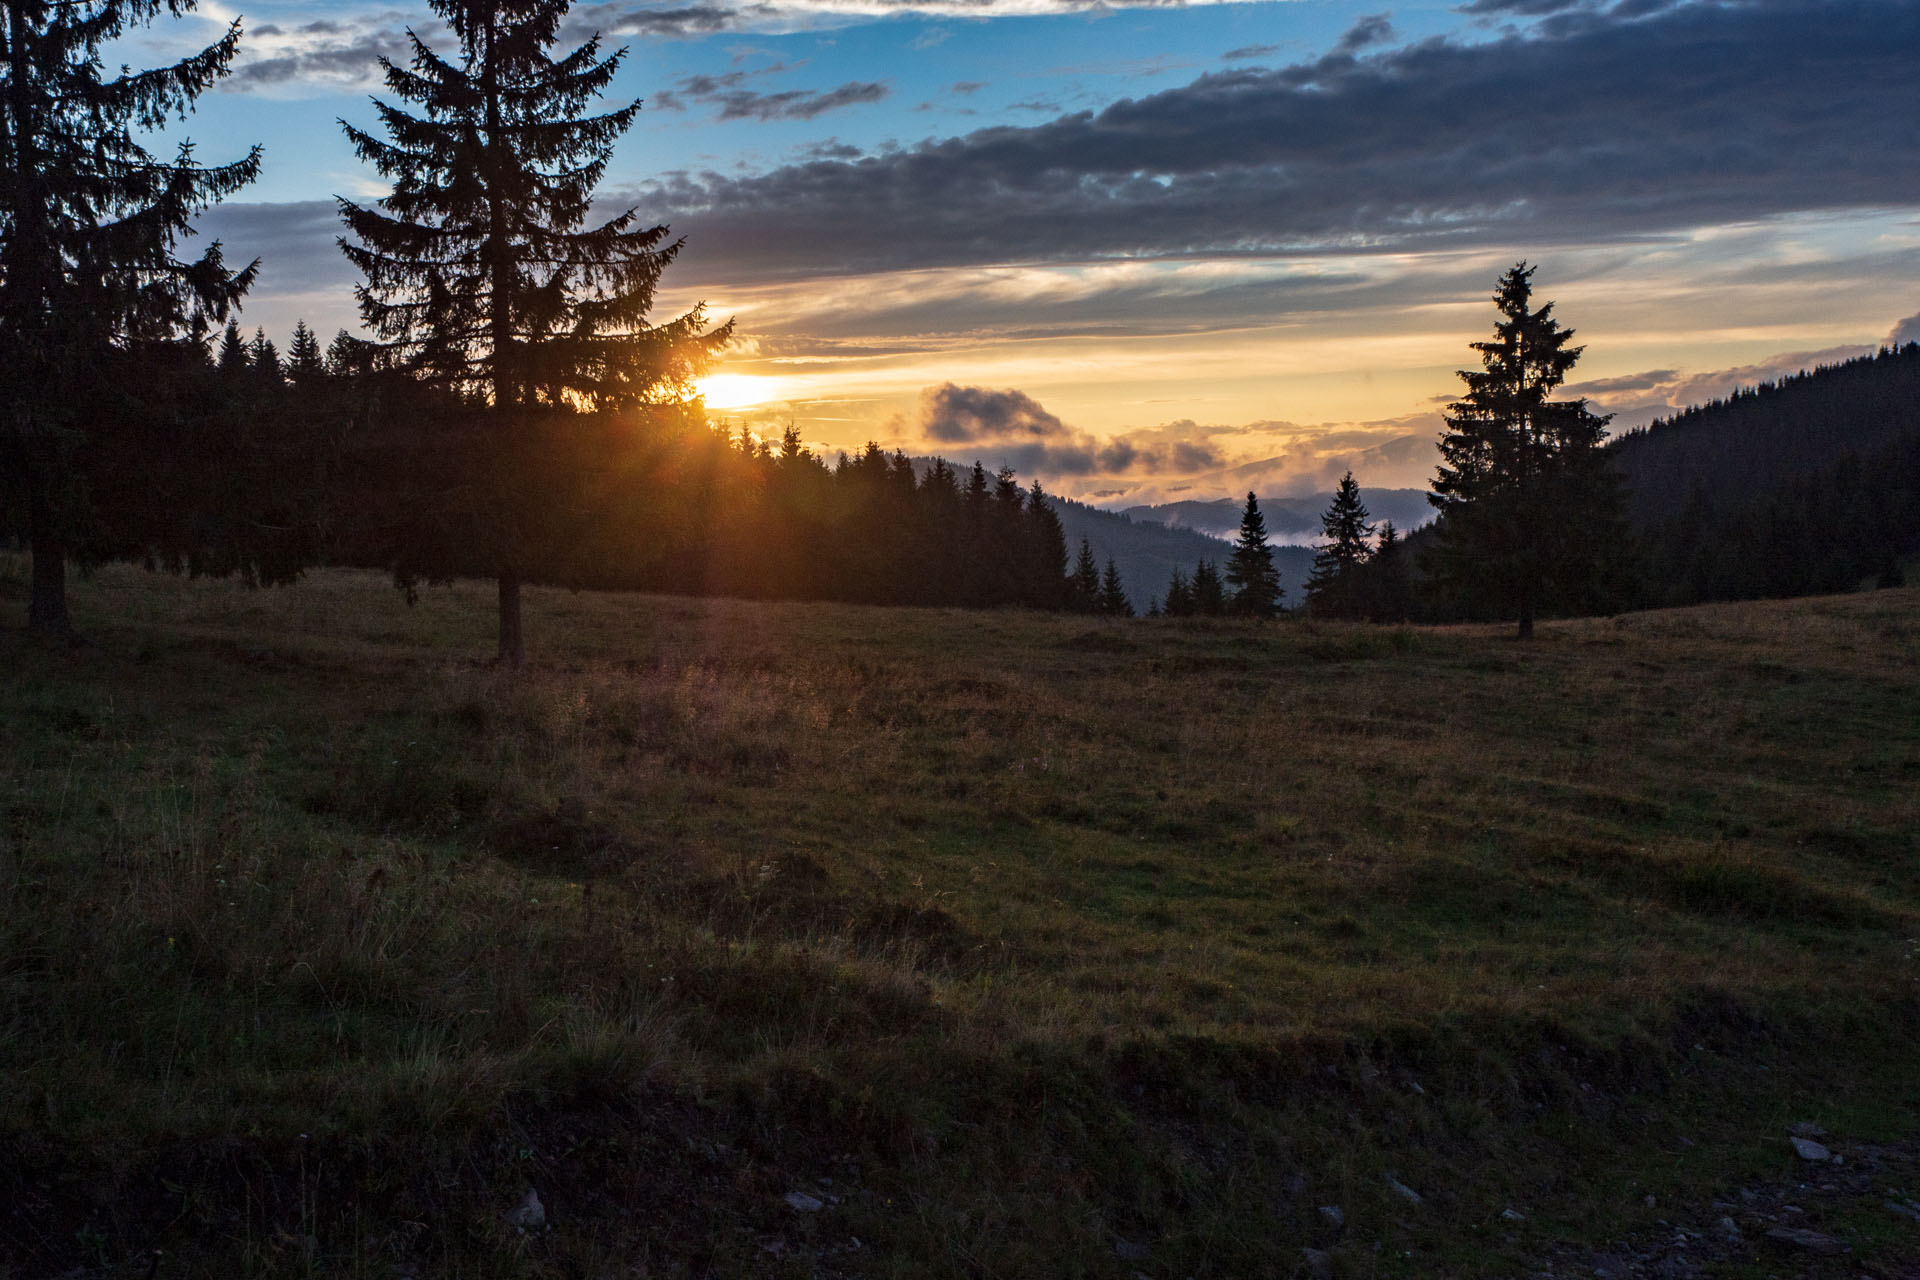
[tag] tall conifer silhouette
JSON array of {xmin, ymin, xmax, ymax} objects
[
  {"xmin": 286, "ymin": 321, "xmax": 326, "ymax": 383},
  {"xmin": 1430, "ymin": 263, "xmax": 1622, "ymax": 638},
  {"xmin": 337, "ymin": 0, "xmax": 727, "ymax": 664},
  {"xmin": 1071, "ymin": 538, "xmax": 1101, "ymax": 612},
  {"xmin": 1304, "ymin": 471, "xmax": 1374, "ymax": 618},
  {"xmin": 1, "ymin": 0, "xmax": 259, "ymax": 640},
  {"xmin": 1098, "ymin": 557, "xmax": 1133, "ymax": 617},
  {"xmin": 1226, "ymin": 492, "xmax": 1282, "ymax": 617},
  {"xmin": 1192, "ymin": 559, "xmax": 1226, "ymax": 616}
]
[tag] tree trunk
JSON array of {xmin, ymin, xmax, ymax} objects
[
  {"xmin": 26, "ymin": 469, "xmax": 78, "ymax": 645},
  {"xmin": 1515, "ymin": 592, "xmax": 1535, "ymax": 641},
  {"xmin": 497, "ymin": 571, "xmax": 523, "ymax": 667}
]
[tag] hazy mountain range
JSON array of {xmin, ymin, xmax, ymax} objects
[
  {"xmin": 1119, "ymin": 489, "xmax": 1436, "ymax": 544},
  {"xmin": 1052, "ymin": 496, "xmax": 1317, "ymax": 611}
]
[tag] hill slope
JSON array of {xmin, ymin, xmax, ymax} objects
[
  {"xmin": 1609, "ymin": 343, "xmax": 1920, "ymax": 603},
  {"xmin": 4, "ymin": 561, "xmax": 1917, "ymax": 1276}
]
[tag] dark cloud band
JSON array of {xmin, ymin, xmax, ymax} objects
[{"xmin": 626, "ymin": 0, "xmax": 1920, "ymax": 282}]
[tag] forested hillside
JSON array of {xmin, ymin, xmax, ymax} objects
[{"xmin": 1610, "ymin": 344, "xmax": 1920, "ymax": 605}]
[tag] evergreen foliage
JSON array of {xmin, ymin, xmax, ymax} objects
[
  {"xmin": 1098, "ymin": 557, "xmax": 1133, "ymax": 617},
  {"xmin": 1364, "ymin": 521, "xmax": 1413, "ymax": 623},
  {"xmin": 216, "ymin": 319, "xmax": 250, "ymax": 374},
  {"xmin": 1225, "ymin": 492, "xmax": 1282, "ymax": 617},
  {"xmin": 1070, "ymin": 539, "xmax": 1101, "ymax": 612},
  {"xmin": 1191, "ymin": 559, "xmax": 1226, "ymax": 616},
  {"xmin": 1162, "ymin": 566, "xmax": 1194, "ymax": 618},
  {"xmin": 248, "ymin": 328, "xmax": 281, "ymax": 384},
  {"xmin": 336, "ymin": 0, "xmax": 728, "ymax": 663},
  {"xmin": 1023, "ymin": 482, "xmax": 1071, "ymax": 609},
  {"xmin": 0, "ymin": 0, "xmax": 267, "ymax": 639},
  {"xmin": 326, "ymin": 411, "xmax": 1076, "ymax": 608},
  {"xmin": 1304, "ymin": 470, "xmax": 1374, "ymax": 618},
  {"xmin": 286, "ymin": 321, "xmax": 326, "ymax": 383},
  {"xmin": 1428, "ymin": 264, "xmax": 1626, "ymax": 638},
  {"xmin": 1616, "ymin": 343, "xmax": 1920, "ymax": 606}
]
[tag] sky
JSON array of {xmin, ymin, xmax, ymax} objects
[{"xmin": 131, "ymin": 0, "xmax": 1920, "ymax": 504}]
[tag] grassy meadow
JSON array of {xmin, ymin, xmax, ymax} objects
[{"xmin": 2, "ymin": 555, "xmax": 1918, "ymax": 1277}]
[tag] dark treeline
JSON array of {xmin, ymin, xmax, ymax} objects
[
  {"xmin": 1615, "ymin": 344, "xmax": 1920, "ymax": 605},
  {"xmin": 15, "ymin": 326, "xmax": 330, "ymax": 590},
  {"xmin": 193, "ymin": 329, "xmax": 1082, "ymax": 610},
  {"xmin": 1300, "ymin": 342, "xmax": 1920, "ymax": 625}
]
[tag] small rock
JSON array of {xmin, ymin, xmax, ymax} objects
[
  {"xmin": 1763, "ymin": 1226, "xmax": 1848, "ymax": 1255},
  {"xmin": 1501, "ymin": 1208, "xmax": 1526, "ymax": 1222},
  {"xmin": 1888, "ymin": 1200, "xmax": 1920, "ymax": 1223},
  {"xmin": 1790, "ymin": 1136, "xmax": 1832, "ymax": 1161},
  {"xmin": 1319, "ymin": 1204, "xmax": 1344, "ymax": 1227},
  {"xmin": 1644, "ymin": 1194, "xmax": 1656, "ymax": 1208},
  {"xmin": 1718, "ymin": 1216, "xmax": 1741, "ymax": 1239},
  {"xmin": 1386, "ymin": 1175, "xmax": 1423, "ymax": 1205},
  {"xmin": 1301, "ymin": 1246, "xmax": 1335, "ymax": 1279},
  {"xmin": 783, "ymin": 1192, "xmax": 824, "ymax": 1213},
  {"xmin": 505, "ymin": 1188, "xmax": 545, "ymax": 1231}
]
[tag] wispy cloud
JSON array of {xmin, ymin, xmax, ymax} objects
[
  {"xmin": 1571, "ymin": 344, "xmax": 1883, "ymax": 428},
  {"xmin": 569, "ymin": 0, "xmax": 1271, "ymax": 40},
  {"xmin": 224, "ymin": 12, "xmax": 421, "ymax": 93},
  {"xmin": 651, "ymin": 62, "xmax": 889, "ymax": 119}
]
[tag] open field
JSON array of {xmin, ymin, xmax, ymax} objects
[{"xmin": 3, "ymin": 556, "xmax": 1918, "ymax": 1277}]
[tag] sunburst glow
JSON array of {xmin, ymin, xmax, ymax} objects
[{"xmin": 695, "ymin": 373, "xmax": 782, "ymax": 409}]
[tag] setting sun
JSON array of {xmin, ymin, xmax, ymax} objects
[{"xmin": 695, "ymin": 373, "xmax": 780, "ymax": 409}]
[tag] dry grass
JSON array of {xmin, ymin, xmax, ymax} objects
[{"xmin": 2, "ymin": 557, "xmax": 1918, "ymax": 1276}]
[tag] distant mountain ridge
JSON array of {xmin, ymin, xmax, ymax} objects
[
  {"xmin": 1121, "ymin": 489, "xmax": 1436, "ymax": 544},
  {"xmin": 1050, "ymin": 496, "xmax": 1316, "ymax": 611}
]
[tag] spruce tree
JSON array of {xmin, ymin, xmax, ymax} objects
[
  {"xmin": 1366, "ymin": 521, "xmax": 1412, "ymax": 622},
  {"xmin": 1304, "ymin": 471, "xmax": 1374, "ymax": 618},
  {"xmin": 1023, "ymin": 482, "xmax": 1070, "ymax": 609},
  {"xmin": 1163, "ymin": 566, "xmax": 1194, "ymax": 617},
  {"xmin": 1071, "ymin": 538, "xmax": 1101, "ymax": 612},
  {"xmin": 249, "ymin": 328, "xmax": 282, "ymax": 385},
  {"xmin": 1225, "ymin": 492, "xmax": 1282, "ymax": 617},
  {"xmin": 338, "ymin": 0, "xmax": 728, "ymax": 664},
  {"xmin": 217, "ymin": 319, "xmax": 250, "ymax": 375},
  {"xmin": 325, "ymin": 329, "xmax": 362, "ymax": 376},
  {"xmin": 1, "ymin": 0, "xmax": 261, "ymax": 639},
  {"xmin": 286, "ymin": 321, "xmax": 327, "ymax": 383},
  {"xmin": 1430, "ymin": 263, "xmax": 1624, "ymax": 638},
  {"xmin": 1192, "ymin": 559, "xmax": 1226, "ymax": 616},
  {"xmin": 1098, "ymin": 558, "xmax": 1133, "ymax": 617}
]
